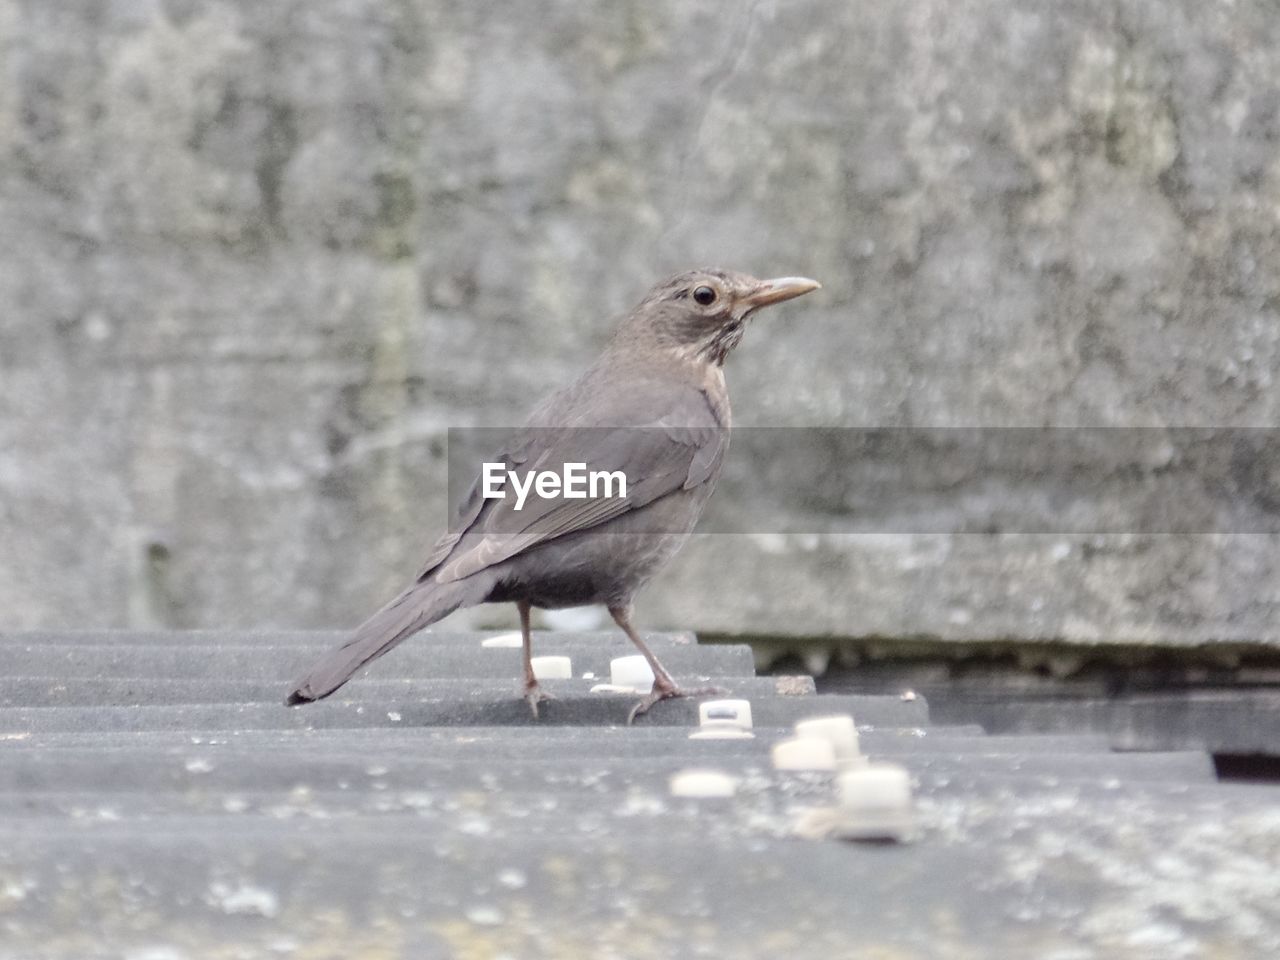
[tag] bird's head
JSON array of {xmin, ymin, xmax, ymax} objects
[{"xmin": 617, "ymin": 268, "xmax": 821, "ymax": 366}]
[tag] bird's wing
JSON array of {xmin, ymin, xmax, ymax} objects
[
  {"xmin": 411, "ymin": 428, "xmax": 541, "ymax": 581},
  {"xmin": 417, "ymin": 378, "xmax": 726, "ymax": 584}
]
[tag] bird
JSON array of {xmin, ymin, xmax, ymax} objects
[{"xmin": 286, "ymin": 268, "xmax": 821, "ymax": 721}]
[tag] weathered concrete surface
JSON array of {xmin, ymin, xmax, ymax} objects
[{"xmin": 3, "ymin": 0, "xmax": 1280, "ymax": 645}]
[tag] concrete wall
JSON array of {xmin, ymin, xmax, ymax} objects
[{"xmin": 3, "ymin": 0, "xmax": 1279, "ymax": 646}]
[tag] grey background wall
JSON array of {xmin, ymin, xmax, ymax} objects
[{"xmin": 2, "ymin": 0, "xmax": 1278, "ymax": 645}]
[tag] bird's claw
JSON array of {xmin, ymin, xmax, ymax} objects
[
  {"xmin": 626, "ymin": 682, "xmax": 727, "ymax": 725},
  {"xmin": 524, "ymin": 683, "xmax": 556, "ymax": 719}
]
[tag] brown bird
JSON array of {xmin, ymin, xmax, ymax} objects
[{"xmin": 286, "ymin": 268, "xmax": 820, "ymax": 721}]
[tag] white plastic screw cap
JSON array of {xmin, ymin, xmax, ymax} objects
[
  {"xmin": 794, "ymin": 715, "xmax": 862, "ymax": 764},
  {"xmin": 689, "ymin": 721, "xmax": 755, "ymax": 741},
  {"xmin": 771, "ymin": 736, "xmax": 838, "ymax": 772},
  {"xmin": 610, "ymin": 655, "xmax": 656, "ymax": 690},
  {"xmin": 834, "ymin": 763, "xmax": 914, "ymax": 841},
  {"xmin": 669, "ymin": 769, "xmax": 737, "ymax": 799},
  {"xmin": 480, "ymin": 631, "xmax": 524, "ymax": 648},
  {"xmin": 529, "ymin": 655, "xmax": 572, "ymax": 680},
  {"xmin": 839, "ymin": 763, "xmax": 911, "ymax": 809},
  {"xmin": 698, "ymin": 699, "xmax": 753, "ymax": 730}
]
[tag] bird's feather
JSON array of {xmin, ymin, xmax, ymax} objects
[{"xmin": 421, "ymin": 376, "xmax": 727, "ymax": 584}]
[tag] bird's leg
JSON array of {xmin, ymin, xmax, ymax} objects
[
  {"xmin": 519, "ymin": 600, "xmax": 554, "ymax": 718},
  {"xmin": 609, "ymin": 604, "xmax": 725, "ymax": 724}
]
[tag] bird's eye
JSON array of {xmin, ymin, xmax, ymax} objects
[{"xmin": 693, "ymin": 285, "xmax": 717, "ymax": 306}]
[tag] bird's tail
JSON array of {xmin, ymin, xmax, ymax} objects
[{"xmin": 285, "ymin": 575, "xmax": 489, "ymax": 705}]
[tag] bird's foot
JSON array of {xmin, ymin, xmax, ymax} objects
[
  {"xmin": 626, "ymin": 680, "xmax": 727, "ymax": 725},
  {"xmin": 524, "ymin": 682, "xmax": 556, "ymax": 719}
]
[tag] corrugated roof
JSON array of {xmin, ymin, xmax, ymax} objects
[{"xmin": 1, "ymin": 629, "xmax": 1277, "ymax": 958}]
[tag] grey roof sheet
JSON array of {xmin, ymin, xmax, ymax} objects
[{"xmin": 0, "ymin": 629, "xmax": 1277, "ymax": 959}]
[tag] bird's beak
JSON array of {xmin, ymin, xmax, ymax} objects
[{"xmin": 741, "ymin": 276, "xmax": 822, "ymax": 310}]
